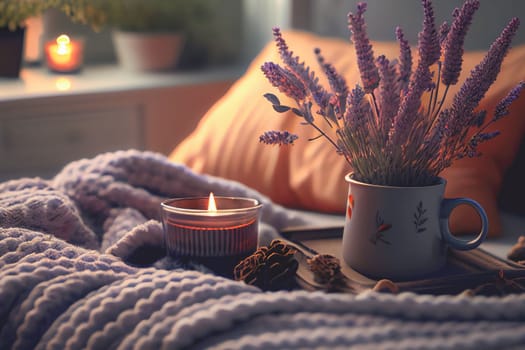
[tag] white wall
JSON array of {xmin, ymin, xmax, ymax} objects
[
  {"xmin": 308, "ymin": 0, "xmax": 525, "ymax": 50},
  {"xmin": 28, "ymin": 1, "xmax": 524, "ymax": 68},
  {"xmin": 241, "ymin": 0, "xmax": 292, "ymax": 63}
]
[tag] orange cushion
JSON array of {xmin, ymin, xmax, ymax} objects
[{"xmin": 170, "ymin": 30, "xmax": 525, "ymax": 237}]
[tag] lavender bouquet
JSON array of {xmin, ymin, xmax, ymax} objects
[{"xmin": 260, "ymin": 0, "xmax": 524, "ymax": 186}]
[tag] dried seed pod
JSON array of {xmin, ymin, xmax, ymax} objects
[
  {"xmin": 372, "ymin": 279, "xmax": 399, "ymax": 294},
  {"xmin": 469, "ymin": 270, "xmax": 525, "ymax": 296},
  {"xmin": 307, "ymin": 254, "xmax": 344, "ymax": 286},
  {"xmin": 507, "ymin": 236, "xmax": 525, "ymax": 262}
]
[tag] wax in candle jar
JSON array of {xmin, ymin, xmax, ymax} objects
[
  {"xmin": 161, "ymin": 196, "xmax": 262, "ymax": 277},
  {"xmin": 164, "ymin": 216, "xmax": 259, "ymax": 257}
]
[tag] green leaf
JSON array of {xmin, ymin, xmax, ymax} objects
[
  {"xmin": 292, "ymin": 108, "xmax": 303, "ymax": 117},
  {"xmin": 273, "ymin": 105, "xmax": 291, "ymax": 113},
  {"xmin": 264, "ymin": 93, "xmax": 281, "ymax": 105}
]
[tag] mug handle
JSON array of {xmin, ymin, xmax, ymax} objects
[{"xmin": 439, "ymin": 198, "xmax": 488, "ymax": 251}]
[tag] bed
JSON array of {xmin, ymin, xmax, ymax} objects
[
  {"xmin": 1, "ymin": 149, "xmax": 525, "ymax": 349},
  {"xmin": 2, "ymin": 28, "xmax": 525, "ymax": 349}
]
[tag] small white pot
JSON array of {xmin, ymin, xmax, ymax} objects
[{"xmin": 112, "ymin": 30, "xmax": 185, "ymax": 72}]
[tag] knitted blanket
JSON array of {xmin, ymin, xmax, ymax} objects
[{"xmin": 1, "ymin": 150, "xmax": 525, "ymax": 350}]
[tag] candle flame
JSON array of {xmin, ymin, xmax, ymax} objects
[
  {"xmin": 56, "ymin": 34, "xmax": 71, "ymax": 55},
  {"xmin": 208, "ymin": 192, "xmax": 217, "ymax": 212}
]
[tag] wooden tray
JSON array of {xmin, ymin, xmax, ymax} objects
[{"xmin": 279, "ymin": 226, "xmax": 525, "ymax": 295}]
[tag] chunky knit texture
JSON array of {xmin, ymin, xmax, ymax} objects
[{"xmin": 1, "ymin": 150, "xmax": 525, "ymax": 350}]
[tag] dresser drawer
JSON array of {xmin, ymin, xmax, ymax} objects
[{"xmin": 0, "ymin": 105, "xmax": 143, "ymax": 176}]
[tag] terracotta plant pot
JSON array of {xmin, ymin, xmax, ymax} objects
[
  {"xmin": 112, "ymin": 30, "xmax": 184, "ymax": 72},
  {"xmin": 0, "ymin": 27, "xmax": 25, "ymax": 78}
]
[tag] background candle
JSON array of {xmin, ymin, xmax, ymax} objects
[
  {"xmin": 45, "ymin": 34, "xmax": 84, "ymax": 73},
  {"xmin": 161, "ymin": 195, "xmax": 262, "ymax": 276}
]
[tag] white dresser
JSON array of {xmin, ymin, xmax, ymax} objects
[{"xmin": 0, "ymin": 64, "xmax": 238, "ymax": 180}]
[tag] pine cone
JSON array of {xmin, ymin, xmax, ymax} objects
[{"xmin": 234, "ymin": 239, "xmax": 298, "ymax": 291}]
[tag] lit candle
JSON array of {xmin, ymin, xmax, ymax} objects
[
  {"xmin": 161, "ymin": 193, "xmax": 262, "ymax": 276},
  {"xmin": 44, "ymin": 34, "xmax": 84, "ymax": 73}
]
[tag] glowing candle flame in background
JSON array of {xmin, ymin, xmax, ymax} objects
[
  {"xmin": 56, "ymin": 34, "xmax": 71, "ymax": 55},
  {"xmin": 44, "ymin": 34, "xmax": 84, "ymax": 73}
]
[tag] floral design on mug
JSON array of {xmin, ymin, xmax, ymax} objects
[
  {"xmin": 346, "ymin": 194, "xmax": 354, "ymax": 219},
  {"xmin": 414, "ymin": 201, "xmax": 428, "ymax": 233},
  {"xmin": 370, "ymin": 211, "xmax": 392, "ymax": 245}
]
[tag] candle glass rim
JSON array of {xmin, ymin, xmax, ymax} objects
[{"xmin": 161, "ymin": 196, "xmax": 262, "ymax": 215}]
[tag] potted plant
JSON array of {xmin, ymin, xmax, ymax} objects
[
  {"xmin": 259, "ymin": 0, "xmax": 524, "ymax": 280},
  {"xmin": 0, "ymin": 1, "xmax": 55, "ymax": 77},
  {"xmin": 83, "ymin": 0, "xmax": 213, "ymax": 71},
  {"xmin": 0, "ymin": 0, "xmax": 104, "ymax": 78}
]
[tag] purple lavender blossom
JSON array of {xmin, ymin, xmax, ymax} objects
[
  {"xmin": 376, "ymin": 55, "xmax": 399, "ymax": 140},
  {"xmin": 493, "ymin": 81, "xmax": 525, "ymax": 120},
  {"xmin": 462, "ymin": 130, "xmax": 501, "ymax": 157},
  {"xmin": 272, "ymin": 28, "xmax": 331, "ymax": 113},
  {"xmin": 348, "ymin": 2, "xmax": 380, "ymax": 93},
  {"xmin": 438, "ymin": 21, "xmax": 450, "ymax": 45},
  {"xmin": 260, "ymin": 2, "xmax": 522, "ymax": 187},
  {"xmin": 396, "ymin": 27, "xmax": 412, "ymax": 92},
  {"xmin": 344, "ymin": 85, "xmax": 370, "ymax": 129},
  {"xmin": 473, "ymin": 110, "xmax": 487, "ymax": 127},
  {"xmin": 441, "ymin": 0, "xmax": 480, "ymax": 86},
  {"xmin": 315, "ymin": 47, "xmax": 348, "ymax": 120},
  {"xmin": 272, "ymin": 27, "xmax": 294, "ymax": 64},
  {"xmin": 390, "ymin": 62, "xmax": 433, "ymax": 146},
  {"xmin": 385, "ymin": 0, "xmax": 440, "ymax": 149},
  {"xmin": 261, "ymin": 62, "xmax": 307, "ymax": 101},
  {"xmin": 259, "ymin": 131, "xmax": 299, "ymax": 146},
  {"xmin": 418, "ymin": 0, "xmax": 440, "ymax": 67},
  {"xmin": 448, "ymin": 17, "xmax": 520, "ymax": 135},
  {"xmin": 315, "ymin": 48, "xmax": 348, "ymax": 98}
]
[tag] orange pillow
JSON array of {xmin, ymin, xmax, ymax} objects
[{"xmin": 170, "ymin": 30, "xmax": 525, "ymax": 237}]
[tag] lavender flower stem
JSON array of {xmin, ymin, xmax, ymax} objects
[
  {"xmin": 432, "ymin": 84, "xmax": 450, "ymax": 122},
  {"xmin": 429, "ymin": 62, "xmax": 442, "ymax": 116},
  {"xmin": 370, "ymin": 92, "xmax": 381, "ymax": 121},
  {"xmin": 309, "ymin": 121, "xmax": 344, "ymax": 156}
]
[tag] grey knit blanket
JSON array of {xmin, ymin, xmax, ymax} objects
[{"xmin": 1, "ymin": 150, "xmax": 524, "ymax": 350}]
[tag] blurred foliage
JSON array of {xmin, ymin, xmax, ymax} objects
[
  {"xmin": 0, "ymin": 0, "xmax": 243, "ymax": 68},
  {"xmin": 69, "ymin": 0, "xmax": 213, "ymax": 33},
  {"xmin": 0, "ymin": 0, "xmax": 60, "ymax": 30},
  {"xmin": 0, "ymin": 0, "xmax": 213, "ymax": 32},
  {"xmin": 67, "ymin": 0, "xmax": 242, "ymax": 67}
]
